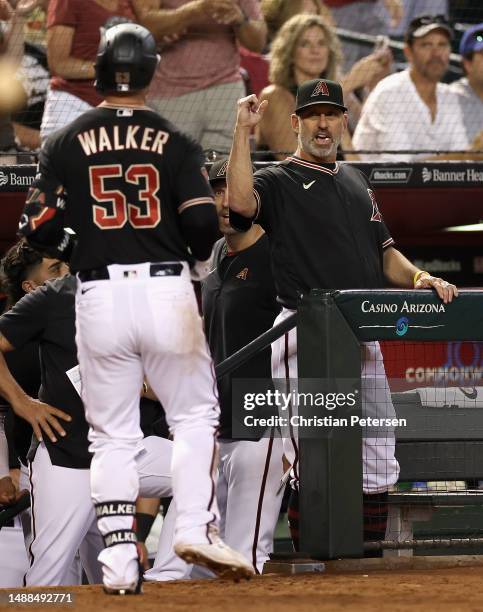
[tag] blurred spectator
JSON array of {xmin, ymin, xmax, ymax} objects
[
  {"xmin": 449, "ymin": 23, "xmax": 483, "ymax": 148},
  {"xmin": 324, "ymin": 0, "xmax": 403, "ymax": 71},
  {"xmin": 41, "ymin": 0, "xmax": 136, "ymax": 141},
  {"xmin": 261, "ymin": 0, "xmax": 334, "ymax": 45},
  {"xmin": 242, "ymin": 0, "xmax": 334, "ymax": 98},
  {"xmin": 353, "ymin": 15, "xmax": 471, "ymax": 160},
  {"xmin": 389, "ymin": 0, "xmax": 449, "ymax": 39},
  {"xmin": 135, "ymin": 0, "xmax": 266, "ymax": 156},
  {"xmin": 12, "ymin": 41, "xmax": 49, "ymax": 150},
  {"xmin": 256, "ymin": 14, "xmax": 391, "ymax": 159},
  {"xmin": 0, "ymin": 0, "xmax": 45, "ymax": 159},
  {"xmin": 18, "ymin": 0, "xmax": 48, "ymax": 47}
]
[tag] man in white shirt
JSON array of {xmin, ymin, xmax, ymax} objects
[
  {"xmin": 449, "ymin": 23, "xmax": 483, "ymax": 148},
  {"xmin": 353, "ymin": 15, "xmax": 468, "ymax": 161}
]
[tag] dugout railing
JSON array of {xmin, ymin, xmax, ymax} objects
[
  {"xmin": 297, "ymin": 289, "xmax": 483, "ymax": 559},
  {"xmin": 217, "ymin": 289, "xmax": 483, "ymax": 560}
]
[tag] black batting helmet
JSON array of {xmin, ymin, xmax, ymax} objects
[{"xmin": 95, "ymin": 23, "xmax": 159, "ymax": 94}]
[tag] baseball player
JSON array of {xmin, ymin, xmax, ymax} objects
[
  {"xmin": 201, "ymin": 159, "xmax": 283, "ymax": 574},
  {"xmin": 0, "ymin": 241, "xmax": 70, "ymax": 586},
  {"xmin": 18, "ymin": 23, "xmax": 253, "ymax": 592},
  {"xmin": 0, "ymin": 242, "xmax": 192, "ymax": 585},
  {"xmin": 226, "ymin": 79, "xmax": 458, "ymax": 547}
]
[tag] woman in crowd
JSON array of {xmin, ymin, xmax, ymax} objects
[
  {"xmin": 256, "ymin": 13, "xmax": 392, "ymax": 160},
  {"xmin": 261, "ymin": 0, "xmax": 334, "ymax": 45},
  {"xmin": 41, "ymin": 0, "xmax": 137, "ymax": 140}
]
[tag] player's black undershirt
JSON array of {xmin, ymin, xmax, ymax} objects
[
  {"xmin": 0, "ymin": 275, "xmax": 90, "ymax": 468},
  {"xmin": 202, "ymin": 234, "xmax": 280, "ymax": 439}
]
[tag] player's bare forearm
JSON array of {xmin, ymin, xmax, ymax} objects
[
  {"xmin": 235, "ymin": 20, "xmax": 267, "ymax": 53},
  {"xmin": 383, "ymin": 247, "xmax": 458, "ymax": 304},
  {"xmin": 228, "ymin": 95, "xmax": 268, "ymax": 217},
  {"xmin": 228, "ymin": 126, "xmax": 257, "ymax": 217},
  {"xmin": 383, "ymin": 247, "xmax": 417, "ymax": 288}
]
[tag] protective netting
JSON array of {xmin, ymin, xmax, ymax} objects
[
  {"xmin": 375, "ymin": 339, "xmax": 483, "ymax": 553},
  {"xmin": 0, "ymin": 1, "xmax": 480, "ymax": 162}
]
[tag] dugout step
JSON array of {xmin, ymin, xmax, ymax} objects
[
  {"xmin": 389, "ymin": 490, "xmax": 483, "ymax": 506},
  {"xmin": 265, "ymin": 553, "xmax": 325, "ymax": 575}
]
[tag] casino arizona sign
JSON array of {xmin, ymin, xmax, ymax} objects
[{"xmin": 361, "ymin": 300, "xmax": 445, "ymax": 313}]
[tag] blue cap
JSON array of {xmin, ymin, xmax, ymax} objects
[{"xmin": 459, "ymin": 23, "xmax": 483, "ymax": 57}]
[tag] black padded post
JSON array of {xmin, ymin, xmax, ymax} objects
[{"xmin": 297, "ymin": 290, "xmax": 363, "ymax": 558}]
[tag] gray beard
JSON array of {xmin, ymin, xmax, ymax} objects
[{"xmin": 299, "ymin": 132, "xmax": 338, "ymax": 160}]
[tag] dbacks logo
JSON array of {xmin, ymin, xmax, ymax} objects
[
  {"xmin": 311, "ymin": 80, "xmax": 329, "ymax": 97},
  {"xmin": 236, "ymin": 267, "xmax": 249, "ymax": 280},
  {"xmin": 216, "ymin": 160, "xmax": 228, "ymax": 177},
  {"xmin": 367, "ymin": 188, "xmax": 381, "ymax": 222}
]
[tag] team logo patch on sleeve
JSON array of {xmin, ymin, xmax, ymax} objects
[
  {"xmin": 368, "ymin": 188, "xmax": 382, "ymax": 222},
  {"xmin": 311, "ymin": 80, "xmax": 330, "ymax": 97}
]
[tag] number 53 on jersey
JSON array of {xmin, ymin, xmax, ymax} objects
[{"xmin": 89, "ymin": 163, "xmax": 161, "ymax": 230}]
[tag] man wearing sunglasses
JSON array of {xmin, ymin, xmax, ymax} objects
[
  {"xmin": 449, "ymin": 23, "xmax": 483, "ymax": 149},
  {"xmin": 354, "ymin": 14, "xmax": 470, "ymax": 161}
]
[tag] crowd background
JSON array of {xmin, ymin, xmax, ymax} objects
[{"xmin": 0, "ymin": 0, "xmax": 480, "ymax": 163}]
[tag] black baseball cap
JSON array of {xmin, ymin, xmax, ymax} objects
[
  {"xmin": 208, "ymin": 159, "xmax": 229, "ymax": 183},
  {"xmin": 295, "ymin": 79, "xmax": 347, "ymax": 115},
  {"xmin": 208, "ymin": 158, "xmax": 256, "ymax": 184},
  {"xmin": 405, "ymin": 14, "xmax": 453, "ymax": 43}
]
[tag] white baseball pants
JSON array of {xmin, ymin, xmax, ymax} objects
[
  {"xmin": 271, "ymin": 307, "xmax": 400, "ymax": 494},
  {"xmin": 75, "ymin": 264, "xmax": 220, "ymax": 588}
]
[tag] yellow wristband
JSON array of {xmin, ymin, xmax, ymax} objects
[
  {"xmin": 413, "ymin": 270, "xmax": 429, "ymax": 286},
  {"xmin": 142, "ymin": 382, "xmax": 148, "ymax": 396}
]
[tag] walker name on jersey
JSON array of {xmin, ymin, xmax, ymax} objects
[
  {"xmin": 77, "ymin": 126, "xmax": 170, "ymax": 157},
  {"xmin": 361, "ymin": 300, "xmax": 445, "ymax": 314},
  {"xmin": 0, "ymin": 170, "xmax": 35, "ymax": 188}
]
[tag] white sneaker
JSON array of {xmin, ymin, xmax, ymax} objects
[{"xmin": 174, "ymin": 537, "xmax": 255, "ymax": 581}]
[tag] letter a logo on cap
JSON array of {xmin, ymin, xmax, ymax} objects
[
  {"xmin": 311, "ymin": 80, "xmax": 330, "ymax": 97},
  {"xmin": 217, "ymin": 160, "xmax": 228, "ymax": 177}
]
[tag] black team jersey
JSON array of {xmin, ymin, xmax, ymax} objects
[
  {"xmin": 231, "ymin": 157, "xmax": 394, "ymax": 309},
  {"xmin": 32, "ymin": 106, "xmax": 214, "ymax": 272},
  {"xmin": 3, "ymin": 342, "xmax": 40, "ymax": 466},
  {"xmin": 202, "ymin": 234, "xmax": 280, "ymax": 439},
  {"xmin": 0, "ymin": 275, "xmax": 90, "ymax": 469}
]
